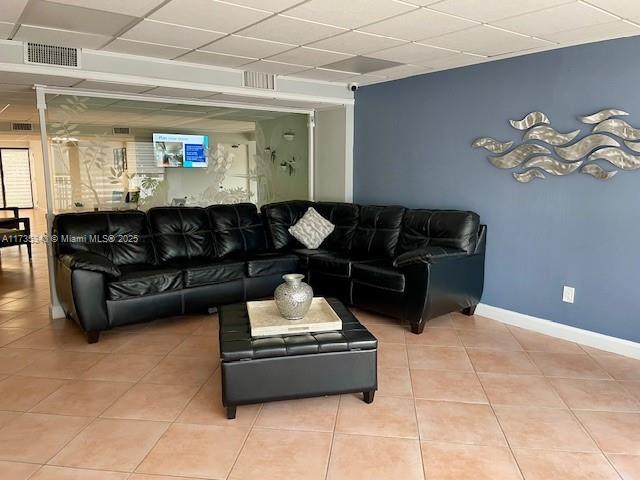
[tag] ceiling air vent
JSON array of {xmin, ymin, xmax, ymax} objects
[
  {"xmin": 113, "ymin": 127, "xmax": 132, "ymax": 135},
  {"xmin": 11, "ymin": 122, "xmax": 33, "ymax": 132},
  {"xmin": 243, "ymin": 71, "xmax": 275, "ymax": 90},
  {"xmin": 24, "ymin": 42, "xmax": 80, "ymax": 68}
]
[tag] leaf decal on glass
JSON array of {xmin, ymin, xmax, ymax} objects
[
  {"xmin": 554, "ymin": 134, "xmax": 619, "ymax": 161},
  {"xmin": 579, "ymin": 109, "xmax": 629, "ymax": 124},
  {"xmin": 522, "ymin": 156, "xmax": 582, "ymax": 175},
  {"xmin": 488, "ymin": 144, "xmax": 550, "ymax": 169},
  {"xmin": 587, "ymin": 147, "xmax": 640, "ymax": 170},
  {"xmin": 523, "ymin": 126, "xmax": 580, "ymax": 146},
  {"xmin": 592, "ymin": 118, "xmax": 640, "ymax": 140},
  {"xmin": 581, "ymin": 164, "xmax": 617, "ymax": 180},
  {"xmin": 513, "ymin": 169, "xmax": 545, "ymax": 183},
  {"xmin": 509, "ymin": 112, "xmax": 550, "ymax": 130},
  {"xmin": 472, "ymin": 137, "xmax": 514, "ymax": 153}
]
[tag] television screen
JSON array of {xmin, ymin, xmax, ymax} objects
[{"xmin": 153, "ymin": 133, "xmax": 209, "ymax": 168}]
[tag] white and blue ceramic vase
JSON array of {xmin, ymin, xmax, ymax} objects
[{"xmin": 274, "ymin": 273, "xmax": 313, "ymax": 320}]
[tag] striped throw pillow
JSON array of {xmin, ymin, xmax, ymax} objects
[{"xmin": 288, "ymin": 207, "xmax": 335, "ymax": 249}]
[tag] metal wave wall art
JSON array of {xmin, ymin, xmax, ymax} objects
[
  {"xmin": 472, "ymin": 108, "xmax": 640, "ymax": 182},
  {"xmin": 523, "ymin": 126, "xmax": 580, "ymax": 145}
]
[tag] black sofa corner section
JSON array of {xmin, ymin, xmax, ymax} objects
[{"xmin": 52, "ymin": 201, "xmax": 486, "ymax": 343}]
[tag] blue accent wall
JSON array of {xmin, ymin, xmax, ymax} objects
[{"xmin": 354, "ymin": 36, "xmax": 640, "ymax": 342}]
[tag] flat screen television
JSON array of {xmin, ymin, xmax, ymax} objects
[{"xmin": 153, "ymin": 133, "xmax": 209, "ymax": 168}]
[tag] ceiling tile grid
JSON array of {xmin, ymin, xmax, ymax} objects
[{"xmin": 1, "ymin": 0, "xmax": 640, "ymax": 89}]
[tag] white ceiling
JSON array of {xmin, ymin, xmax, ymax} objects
[{"xmin": 1, "ymin": 0, "xmax": 640, "ymax": 86}]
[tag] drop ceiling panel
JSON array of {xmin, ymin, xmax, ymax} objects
[
  {"xmin": 201, "ymin": 35, "xmax": 294, "ymax": 58},
  {"xmin": 542, "ymin": 20, "xmax": 640, "ymax": 44},
  {"xmin": 21, "ymin": 0, "xmax": 136, "ymax": 36},
  {"xmin": 237, "ymin": 15, "xmax": 345, "ymax": 44},
  {"xmin": 285, "ymin": 0, "xmax": 416, "ymax": 29},
  {"xmin": 0, "ymin": 22, "xmax": 14, "ymax": 39},
  {"xmin": 428, "ymin": 0, "xmax": 575, "ymax": 23},
  {"xmin": 289, "ymin": 68, "xmax": 355, "ymax": 82},
  {"xmin": 45, "ymin": 0, "xmax": 166, "ymax": 17},
  {"xmin": 1, "ymin": 0, "xmax": 28, "ymax": 23},
  {"xmin": 14, "ymin": 24, "xmax": 110, "ymax": 49},
  {"xmin": 374, "ymin": 63, "xmax": 432, "ymax": 79},
  {"xmin": 121, "ymin": 19, "xmax": 225, "ymax": 49},
  {"xmin": 494, "ymin": 2, "xmax": 618, "ymax": 37},
  {"xmin": 150, "ymin": 0, "xmax": 271, "ymax": 33},
  {"xmin": 586, "ymin": 0, "xmax": 640, "ymax": 21},
  {"xmin": 178, "ymin": 50, "xmax": 256, "ymax": 67},
  {"xmin": 266, "ymin": 47, "xmax": 352, "ymax": 67},
  {"xmin": 103, "ymin": 39, "xmax": 189, "ymax": 59},
  {"xmin": 308, "ymin": 31, "xmax": 406, "ymax": 55},
  {"xmin": 426, "ymin": 52, "xmax": 486, "ymax": 70},
  {"xmin": 322, "ymin": 56, "xmax": 401, "ymax": 74},
  {"xmin": 368, "ymin": 43, "xmax": 456, "ymax": 65},
  {"xmin": 361, "ymin": 8, "xmax": 477, "ymax": 41},
  {"xmin": 222, "ymin": 0, "xmax": 306, "ymax": 13},
  {"xmin": 241, "ymin": 59, "xmax": 308, "ymax": 74},
  {"xmin": 426, "ymin": 25, "xmax": 552, "ymax": 56}
]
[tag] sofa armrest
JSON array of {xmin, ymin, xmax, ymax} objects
[
  {"xmin": 393, "ymin": 248, "xmax": 468, "ymax": 269},
  {"xmin": 59, "ymin": 252, "xmax": 121, "ymax": 278}
]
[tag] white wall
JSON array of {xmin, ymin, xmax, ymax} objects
[{"xmin": 313, "ymin": 106, "xmax": 353, "ymax": 202}]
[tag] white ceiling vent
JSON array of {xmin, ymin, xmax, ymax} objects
[
  {"xmin": 11, "ymin": 122, "xmax": 33, "ymax": 132},
  {"xmin": 24, "ymin": 43, "xmax": 80, "ymax": 68},
  {"xmin": 112, "ymin": 127, "xmax": 132, "ymax": 135},
  {"xmin": 243, "ymin": 71, "xmax": 275, "ymax": 90}
]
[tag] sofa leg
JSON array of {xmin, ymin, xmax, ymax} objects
[
  {"xmin": 462, "ymin": 305, "xmax": 477, "ymax": 316},
  {"xmin": 410, "ymin": 322, "xmax": 425, "ymax": 334},
  {"xmin": 363, "ymin": 390, "xmax": 375, "ymax": 404},
  {"xmin": 227, "ymin": 406, "xmax": 237, "ymax": 420},
  {"xmin": 86, "ymin": 331, "xmax": 100, "ymax": 344}
]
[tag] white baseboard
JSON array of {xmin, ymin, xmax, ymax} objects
[
  {"xmin": 476, "ymin": 303, "xmax": 640, "ymax": 360},
  {"xmin": 50, "ymin": 304, "xmax": 65, "ymax": 319}
]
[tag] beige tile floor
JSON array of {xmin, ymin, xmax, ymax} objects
[{"xmin": 0, "ymin": 212, "xmax": 640, "ymax": 479}]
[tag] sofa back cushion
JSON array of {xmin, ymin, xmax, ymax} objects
[
  {"xmin": 260, "ymin": 200, "xmax": 314, "ymax": 250},
  {"xmin": 397, "ymin": 209, "xmax": 480, "ymax": 255},
  {"xmin": 148, "ymin": 207, "xmax": 214, "ymax": 263},
  {"xmin": 53, "ymin": 211, "xmax": 155, "ymax": 266},
  {"xmin": 208, "ymin": 203, "xmax": 268, "ymax": 257},
  {"xmin": 351, "ymin": 205, "xmax": 405, "ymax": 258},
  {"xmin": 314, "ymin": 202, "xmax": 359, "ymax": 251}
]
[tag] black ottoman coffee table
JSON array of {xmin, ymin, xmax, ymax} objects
[{"xmin": 218, "ymin": 298, "xmax": 378, "ymax": 419}]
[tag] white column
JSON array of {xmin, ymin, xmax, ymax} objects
[
  {"xmin": 307, "ymin": 111, "xmax": 315, "ymax": 201},
  {"xmin": 35, "ymin": 86, "xmax": 64, "ymax": 318}
]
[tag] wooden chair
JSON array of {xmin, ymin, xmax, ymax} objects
[{"xmin": 0, "ymin": 207, "xmax": 32, "ymax": 260}]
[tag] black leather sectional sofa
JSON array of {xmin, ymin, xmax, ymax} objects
[{"xmin": 53, "ymin": 201, "xmax": 486, "ymax": 343}]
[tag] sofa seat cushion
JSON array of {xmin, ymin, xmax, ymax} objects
[
  {"xmin": 352, "ymin": 260, "xmax": 405, "ymax": 293},
  {"xmin": 245, "ymin": 252, "xmax": 299, "ymax": 278},
  {"xmin": 107, "ymin": 265, "xmax": 184, "ymax": 300},
  {"xmin": 291, "ymin": 248, "xmax": 332, "ymax": 269},
  {"xmin": 308, "ymin": 253, "xmax": 378, "ymax": 278},
  {"xmin": 174, "ymin": 259, "xmax": 246, "ymax": 288}
]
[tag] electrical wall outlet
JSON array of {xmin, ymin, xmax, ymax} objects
[{"xmin": 562, "ymin": 286, "xmax": 575, "ymax": 304}]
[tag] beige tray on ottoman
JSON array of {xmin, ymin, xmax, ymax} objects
[{"xmin": 247, "ymin": 297, "xmax": 342, "ymax": 337}]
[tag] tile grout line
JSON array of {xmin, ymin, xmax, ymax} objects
[
  {"xmin": 516, "ymin": 337, "xmax": 626, "ymax": 478},
  {"xmin": 322, "ymin": 392, "xmax": 341, "ymax": 480},
  {"xmin": 467, "ymin": 329, "xmax": 527, "ymax": 480}
]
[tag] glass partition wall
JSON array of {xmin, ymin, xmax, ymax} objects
[{"xmin": 44, "ymin": 93, "xmax": 310, "ymax": 213}]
